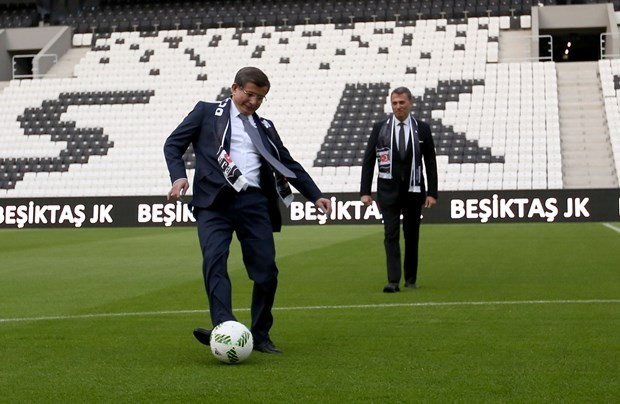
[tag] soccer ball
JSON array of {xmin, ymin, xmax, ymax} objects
[{"xmin": 210, "ymin": 321, "xmax": 253, "ymax": 364}]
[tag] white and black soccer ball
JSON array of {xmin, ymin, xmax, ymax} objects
[{"xmin": 210, "ymin": 321, "xmax": 253, "ymax": 364}]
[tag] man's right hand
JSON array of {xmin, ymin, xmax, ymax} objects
[{"xmin": 167, "ymin": 178, "xmax": 189, "ymax": 200}]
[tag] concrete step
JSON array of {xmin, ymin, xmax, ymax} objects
[
  {"xmin": 563, "ymin": 171, "xmax": 617, "ymax": 181},
  {"xmin": 563, "ymin": 151, "xmax": 614, "ymax": 163},
  {"xmin": 560, "ymin": 129, "xmax": 608, "ymax": 137},
  {"xmin": 563, "ymin": 168, "xmax": 616, "ymax": 177},
  {"xmin": 557, "ymin": 98, "xmax": 603, "ymax": 107},
  {"xmin": 558, "ymin": 88, "xmax": 602, "ymax": 96},
  {"xmin": 563, "ymin": 168, "xmax": 615, "ymax": 175},
  {"xmin": 562, "ymin": 141, "xmax": 610, "ymax": 151},
  {"xmin": 563, "ymin": 176, "xmax": 616, "ymax": 187},
  {"xmin": 561, "ymin": 128, "xmax": 608, "ymax": 135},
  {"xmin": 557, "ymin": 79, "xmax": 599, "ymax": 86},
  {"xmin": 559, "ymin": 100, "xmax": 603, "ymax": 107},
  {"xmin": 557, "ymin": 72, "xmax": 598, "ymax": 80},
  {"xmin": 560, "ymin": 119, "xmax": 606, "ymax": 126},
  {"xmin": 558, "ymin": 74, "xmax": 598, "ymax": 80},
  {"xmin": 559, "ymin": 101, "xmax": 604, "ymax": 109},
  {"xmin": 563, "ymin": 178, "xmax": 618, "ymax": 188},
  {"xmin": 560, "ymin": 124, "xmax": 608, "ymax": 133},
  {"xmin": 559, "ymin": 107, "xmax": 605, "ymax": 115},
  {"xmin": 559, "ymin": 119, "xmax": 607, "ymax": 128},
  {"xmin": 558, "ymin": 94, "xmax": 603, "ymax": 103},
  {"xmin": 562, "ymin": 143, "xmax": 612, "ymax": 154},
  {"xmin": 555, "ymin": 61, "xmax": 599, "ymax": 72}
]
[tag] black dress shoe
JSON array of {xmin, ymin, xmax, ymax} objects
[
  {"xmin": 383, "ymin": 283, "xmax": 400, "ymax": 293},
  {"xmin": 193, "ymin": 327, "xmax": 212, "ymax": 346},
  {"xmin": 254, "ymin": 339, "xmax": 283, "ymax": 354},
  {"xmin": 404, "ymin": 282, "xmax": 419, "ymax": 289}
]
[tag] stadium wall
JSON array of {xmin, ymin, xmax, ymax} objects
[
  {"xmin": 0, "ymin": 29, "xmax": 9, "ymax": 78},
  {"xmin": 1, "ymin": 189, "xmax": 619, "ymax": 228},
  {"xmin": 532, "ymin": 3, "xmax": 620, "ymax": 58},
  {"xmin": 0, "ymin": 25, "xmax": 70, "ymax": 79}
]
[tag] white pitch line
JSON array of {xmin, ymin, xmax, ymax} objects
[
  {"xmin": 1, "ymin": 299, "xmax": 619, "ymax": 324},
  {"xmin": 602, "ymin": 222, "xmax": 620, "ymax": 233}
]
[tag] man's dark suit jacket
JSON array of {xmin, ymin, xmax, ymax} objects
[
  {"xmin": 164, "ymin": 101, "xmax": 323, "ymax": 232},
  {"xmin": 360, "ymin": 116, "xmax": 438, "ymax": 204}
]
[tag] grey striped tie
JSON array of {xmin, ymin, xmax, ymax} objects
[{"xmin": 239, "ymin": 115, "xmax": 296, "ymax": 179}]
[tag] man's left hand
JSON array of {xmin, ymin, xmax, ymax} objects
[{"xmin": 424, "ymin": 196, "xmax": 437, "ymax": 209}]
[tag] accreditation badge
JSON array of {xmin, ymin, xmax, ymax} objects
[
  {"xmin": 217, "ymin": 146, "xmax": 248, "ymax": 191},
  {"xmin": 377, "ymin": 147, "xmax": 392, "ymax": 178}
]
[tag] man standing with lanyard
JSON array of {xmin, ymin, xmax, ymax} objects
[
  {"xmin": 360, "ymin": 86, "xmax": 438, "ymax": 293},
  {"xmin": 164, "ymin": 66, "xmax": 331, "ymax": 354}
]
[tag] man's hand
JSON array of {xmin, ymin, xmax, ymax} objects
[
  {"xmin": 361, "ymin": 195, "xmax": 373, "ymax": 206},
  {"xmin": 315, "ymin": 197, "xmax": 332, "ymax": 216},
  {"xmin": 167, "ymin": 178, "xmax": 189, "ymax": 200},
  {"xmin": 424, "ymin": 196, "xmax": 437, "ymax": 209}
]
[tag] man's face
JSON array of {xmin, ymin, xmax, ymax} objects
[
  {"xmin": 391, "ymin": 92, "xmax": 413, "ymax": 122},
  {"xmin": 231, "ymin": 82, "xmax": 269, "ymax": 116}
]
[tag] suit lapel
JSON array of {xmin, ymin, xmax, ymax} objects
[{"xmin": 213, "ymin": 98, "xmax": 232, "ymax": 151}]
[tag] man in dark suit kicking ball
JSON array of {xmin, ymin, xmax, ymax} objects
[{"xmin": 164, "ymin": 66, "xmax": 331, "ymax": 354}]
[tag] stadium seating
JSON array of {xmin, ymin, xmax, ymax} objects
[
  {"xmin": 53, "ymin": 0, "xmax": 537, "ymax": 34},
  {"xmin": 0, "ymin": 1, "xmax": 39, "ymax": 29},
  {"xmin": 1, "ymin": 0, "xmax": 620, "ymax": 197}
]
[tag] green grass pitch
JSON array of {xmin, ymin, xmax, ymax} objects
[{"xmin": 1, "ymin": 223, "xmax": 619, "ymax": 402}]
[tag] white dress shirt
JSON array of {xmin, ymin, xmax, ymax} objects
[{"xmin": 229, "ymin": 101, "xmax": 262, "ymax": 188}]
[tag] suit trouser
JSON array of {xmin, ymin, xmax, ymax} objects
[
  {"xmin": 194, "ymin": 188, "xmax": 278, "ymax": 343},
  {"xmin": 380, "ymin": 190, "xmax": 425, "ymax": 284}
]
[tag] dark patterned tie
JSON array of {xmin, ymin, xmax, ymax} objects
[
  {"xmin": 239, "ymin": 114, "xmax": 296, "ymax": 178},
  {"xmin": 398, "ymin": 122, "xmax": 407, "ymax": 160}
]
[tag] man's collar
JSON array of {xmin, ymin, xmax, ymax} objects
[
  {"xmin": 230, "ymin": 97, "xmax": 241, "ymax": 118},
  {"xmin": 394, "ymin": 114, "xmax": 412, "ymax": 126}
]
